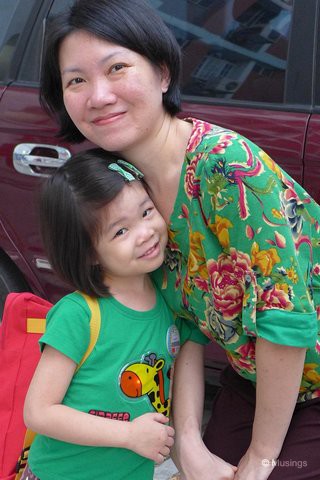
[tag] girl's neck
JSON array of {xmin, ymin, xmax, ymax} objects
[{"xmin": 107, "ymin": 274, "xmax": 156, "ymax": 311}]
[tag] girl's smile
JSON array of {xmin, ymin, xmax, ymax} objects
[{"xmin": 94, "ymin": 181, "xmax": 168, "ymax": 290}]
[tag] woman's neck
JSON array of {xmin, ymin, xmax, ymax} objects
[
  {"xmin": 119, "ymin": 116, "xmax": 191, "ymax": 188},
  {"xmin": 119, "ymin": 116, "xmax": 192, "ymax": 222}
]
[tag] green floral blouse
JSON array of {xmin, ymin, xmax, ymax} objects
[{"xmin": 152, "ymin": 118, "xmax": 320, "ymax": 402}]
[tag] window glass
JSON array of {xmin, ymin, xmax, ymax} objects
[
  {"xmin": 0, "ymin": 0, "xmax": 38, "ymax": 82},
  {"xmin": 49, "ymin": 0, "xmax": 75, "ymax": 16},
  {"xmin": 152, "ymin": 0, "xmax": 293, "ymax": 103},
  {"xmin": 18, "ymin": 0, "xmax": 75, "ymax": 82}
]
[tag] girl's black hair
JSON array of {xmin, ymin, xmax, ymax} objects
[
  {"xmin": 40, "ymin": 0, "xmax": 182, "ymax": 143},
  {"xmin": 40, "ymin": 148, "xmax": 140, "ymax": 297}
]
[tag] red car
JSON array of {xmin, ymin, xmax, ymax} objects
[{"xmin": 0, "ymin": 0, "xmax": 319, "ymax": 379}]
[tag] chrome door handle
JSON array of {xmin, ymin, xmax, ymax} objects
[{"xmin": 13, "ymin": 143, "xmax": 71, "ymax": 177}]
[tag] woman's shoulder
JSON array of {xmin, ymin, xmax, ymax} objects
[
  {"xmin": 185, "ymin": 117, "xmax": 261, "ymax": 169},
  {"xmin": 186, "ymin": 117, "xmax": 243, "ymax": 152}
]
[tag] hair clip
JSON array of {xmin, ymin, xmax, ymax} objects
[
  {"xmin": 117, "ymin": 160, "xmax": 144, "ymax": 179},
  {"xmin": 108, "ymin": 163, "xmax": 136, "ymax": 181}
]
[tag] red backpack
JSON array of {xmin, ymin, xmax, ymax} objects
[{"xmin": 0, "ymin": 292, "xmax": 101, "ymax": 480}]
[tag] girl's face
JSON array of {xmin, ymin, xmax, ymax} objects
[
  {"xmin": 94, "ymin": 181, "xmax": 167, "ymax": 287},
  {"xmin": 59, "ymin": 30, "xmax": 170, "ymax": 154}
]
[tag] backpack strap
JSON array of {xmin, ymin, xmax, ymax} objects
[
  {"xmin": 15, "ymin": 429, "xmax": 37, "ymax": 477},
  {"xmin": 76, "ymin": 293, "xmax": 101, "ymax": 372},
  {"xmin": 25, "ymin": 292, "xmax": 101, "ymax": 369},
  {"xmin": 26, "ymin": 317, "xmax": 46, "ymax": 334},
  {"xmin": 15, "ymin": 293, "xmax": 101, "ymax": 479}
]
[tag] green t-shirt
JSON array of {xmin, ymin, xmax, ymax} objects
[
  {"xmin": 28, "ymin": 288, "xmax": 181, "ymax": 480},
  {"xmin": 152, "ymin": 117, "xmax": 320, "ymax": 403}
]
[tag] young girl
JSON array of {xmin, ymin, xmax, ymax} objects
[{"xmin": 22, "ymin": 148, "xmax": 179, "ymax": 480}]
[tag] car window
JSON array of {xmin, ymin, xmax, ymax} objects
[
  {"xmin": 151, "ymin": 0, "xmax": 293, "ymax": 104},
  {"xmin": 49, "ymin": 0, "xmax": 75, "ymax": 15},
  {"xmin": 0, "ymin": 0, "xmax": 38, "ymax": 82},
  {"xmin": 16, "ymin": 0, "xmax": 294, "ymax": 104},
  {"xmin": 18, "ymin": 0, "xmax": 75, "ymax": 83}
]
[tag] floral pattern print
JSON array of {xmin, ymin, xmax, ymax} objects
[{"xmin": 152, "ymin": 118, "xmax": 320, "ymax": 402}]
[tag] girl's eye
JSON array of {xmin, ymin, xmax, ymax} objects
[
  {"xmin": 143, "ymin": 207, "xmax": 153, "ymax": 218},
  {"xmin": 114, "ymin": 227, "xmax": 127, "ymax": 238}
]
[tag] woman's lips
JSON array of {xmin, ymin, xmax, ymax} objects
[{"xmin": 92, "ymin": 112, "xmax": 125, "ymax": 126}]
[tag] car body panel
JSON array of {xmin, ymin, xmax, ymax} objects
[{"xmin": 0, "ymin": 0, "xmax": 319, "ymax": 377}]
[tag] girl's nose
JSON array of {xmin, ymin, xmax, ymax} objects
[
  {"xmin": 87, "ymin": 78, "xmax": 116, "ymax": 108},
  {"xmin": 137, "ymin": 224, "xmax": 155, "ymax": 244}
]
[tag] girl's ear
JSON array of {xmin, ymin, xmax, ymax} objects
[{"xmin": 160, "ymin": 64, "xmax": 171, "ymax": 93}]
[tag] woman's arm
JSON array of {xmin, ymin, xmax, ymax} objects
[
  {"xmin": 24, "ymin": 345, "xmax": 174, "ymax": 463},
  {"xmin": 172, "ymin": 340, "xmax": 236, "ymax": 479},
  {"xmin": 235, "ymin": 337, "xmax": 306, "ymax": 480}
]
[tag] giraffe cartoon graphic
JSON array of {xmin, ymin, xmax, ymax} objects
[{"xmin": 120, "ymin": 353, "xmax": 170, "ymax": 416}]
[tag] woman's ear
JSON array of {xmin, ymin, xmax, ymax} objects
[{"xmin": 160, "ymin": 64, "xmax": 171, "ymax": 93}]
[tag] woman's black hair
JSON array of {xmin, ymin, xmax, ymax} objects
[
  {"xmin": 40, "ymin": 0, "xmax": 182, "ymax": 143},
  {"xmin": 40, "ymin": 148, "xmax": 141, "ymax": 297}
]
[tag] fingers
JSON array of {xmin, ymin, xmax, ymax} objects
[
  {"xmin": 153, "ymin": 412, "xmax": 170, "ymax": 423},
  {"xmin": 160, "ymin": 445, "xmax": 171, "ymax": 457},
  {"xmin": 166, "ymin": 432, "xmax": 174, "ymax": 448},
  {"xmin": 155, "ymin": 452, "xmax": 165, "ymax": 464}
]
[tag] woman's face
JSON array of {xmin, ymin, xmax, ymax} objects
[{"xmin": 59, "ymin": 30, "xmax": 170, "ymax": 154}]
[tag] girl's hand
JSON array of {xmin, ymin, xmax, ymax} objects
[
  {"xmin": 234, "ymin": 449, "xmax": 275, "ymax": 480},
  {"xmin": 128, "ymin": 413, "xmax": 174, "ymax": 463}
]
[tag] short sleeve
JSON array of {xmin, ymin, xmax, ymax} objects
[
  {"xmin": 39, "ymin": 293, "xmax": 91, "ymax": 363},
  {"xmin": 176, "ymin": 316, "xmax": 210, "ymax": 346},
  {"xmin": 197, "ymin": 130, "xmax": 319, "ymax": 348}
]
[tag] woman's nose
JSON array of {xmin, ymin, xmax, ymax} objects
[{"xmin": 87, "ymin": 78, "xmax": 116, "ymax": 108}]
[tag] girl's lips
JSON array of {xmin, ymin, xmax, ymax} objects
[{"xmin": 139, "ymin": 242, "xmax": 160, "ymax": 259}]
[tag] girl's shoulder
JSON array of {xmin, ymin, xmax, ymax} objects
[
  {"xmin": 47, "ymin": 292, "xmax": 100, "ymax": 325},
  {"xmin": 50, "ymin": 291, "xmax": 90, "ymax": 310}
]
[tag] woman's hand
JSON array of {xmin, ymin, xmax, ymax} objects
[
  {"xmin": 171, "ymin": 341, "xmax": 236, "ymax": 479},
  {"xmin": 234, "ymin": 449, "xmax": 275, "ymax": 480},
  {"xmin": 128, "ymin": 413, "xmax": 174, "ymax": 463},
  {"xmin": 233, "ymin": 338, "xmax": 306, "ymax": 480},
  {"xmin": 178, "ymin": 435, "xmax": 236, "ymax": 480}
]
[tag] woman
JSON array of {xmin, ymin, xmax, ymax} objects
[{"xmin": 40, "ymin": 1, "xmax": 320, "ymax": 479}]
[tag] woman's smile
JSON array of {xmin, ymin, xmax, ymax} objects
[{"xmin": 60, "ymin": 30, "xmax": 169, "ymax": 154}]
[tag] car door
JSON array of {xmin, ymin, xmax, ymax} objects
[
  {"xmin": 0, "ymin": 0, "xmax": 318, "ymax": 317},
  {"xmin": 0, "ymin": 0, "xmax": 83, "ymax": 308},
  {"xmin": 0, "ymin": 0, "xmax": 51, "ymax": 312},
  {"xmin": 154, "ymin": 0, "xmax": 318, "ymax": 372},
  {"xmin": 304, "ymin": 11, "xmax": 320, "ymax": 204},
  {"xmin": 162, "ymin": 0, "xmax": 317, "ymax": 196}
]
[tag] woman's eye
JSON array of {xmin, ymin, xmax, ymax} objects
[
  {"xmin": 111, "ymin": 63, "xmax": 126, "ymax": 73},
  {"xmin": 68, "ymin": 77, "xmax": 84, "ymax": 86},
  {"xmin": 143, "ymin": 208, "xmax": 153, "ymax": 218}
]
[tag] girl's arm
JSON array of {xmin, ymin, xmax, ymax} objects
[
  {"xmin": 234, "ymin": 337, "xmax": 306, "ymax": 480},
  {"xmin": 172, "ymin": 340, "xmax": 236, "ymax": 480},
  {"xmin": 24, "ymin": 345, "xmax": 174, "ymax": 463}
]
